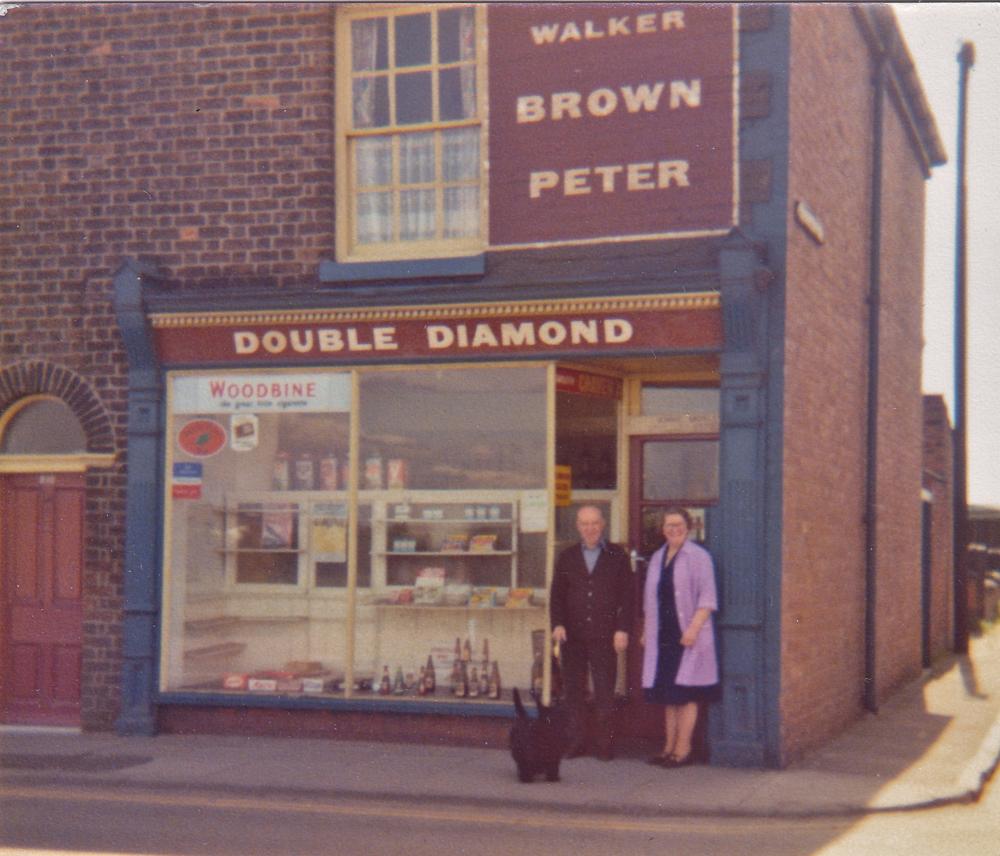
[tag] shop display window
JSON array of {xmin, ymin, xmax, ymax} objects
[
  {"xmin": 161, "ymin": 365, "xmax": 553, "ymax": 704},
  {"xmin": 356, "ymin": 366, "xmax": 548, "ymax": 699}
]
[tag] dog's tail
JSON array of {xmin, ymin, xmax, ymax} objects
[{"xmin": 512, "ymin": 687, "xmax": 528, "ymax": 719}]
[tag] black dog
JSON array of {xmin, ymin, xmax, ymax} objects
[{"xmin": 509, "ymin": 687, "xmax": 567, "ymax": 783}]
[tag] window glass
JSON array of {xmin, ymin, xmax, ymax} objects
[
  {"xmin": 1, "ymin": 398, "xmax": 87, "ymax": 454},
  {"xmin": 352, "ymin": 77, "xmax": 389, "ymax": 129},
  {"xmin": 642, "ymin": 440, "xmax": 719, "ymax": 501},
  {"xmin": 355, "ymin": 365, "xmax": 547, "ymax": 700},
  {"xmin": 438, "ymin": 7, "xmax": 474, "ymax": 63},
  {"xmin": 394, "ymin": 13, "xmax": 431, "ymax": 67},
  {"xmin": 163, "ymin": 365, "xmax": 551, "ymax": 705},
  {"xmin": 395, "ymin": 71, "xmax": 433, "ymax": 125},
  {"xmin": 556, "ymin": 390, "xmax": 618, "ymax": 490},
  {"xmin": 351, "ymin": 17, "xmax": 388, "ymax": 72},
  {"xmin": 341, "ymin": 5, "xmax": 483, "ymax": 257},
  {"xmin": 161, "ymin": 372, "xmax": 356, "ymax": 697},
  {"xmin": 641, "ymin": 386, "xmax": 719, "ymax": 420},
  {"xmin": 399, "ymin": 132, "xmax": 436, "ymax": 183}
]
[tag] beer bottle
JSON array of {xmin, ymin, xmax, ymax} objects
[
  {"xmin": 477, "ymin": 661, "xmax": 489, "ymax": 697},
  {"xmin": 379, "ymin": 665, "xmax": 391, "ymax": 695},
  {"xmin": 393, "ymin": 666, "xmax": 405, "ymax": 695},
  {"xmin": 468, "ymin": 666, "xmax": 480, "ymax": 698},
  {"xmin": 462, "ymin": 638, "xmax": 472, "ymax": 663},
  {"xmin": 417, "ymin": 665, "xmax": 427, "ymax": 696},
  {"xmin": 488, "ymin": 660, "xmax": 502, "ymax": 700},
  {"xmin": 455, "ymin": 661, "xmax": 468, "ymax": 698},
  {"xmin": 424, "ymin": 655, "xmax": 436, "ymax": 694},
  {"xmin": 450, "ymin": 658, "xmax": 462, "ymax": 695}
]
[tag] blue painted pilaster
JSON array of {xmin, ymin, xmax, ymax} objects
[
  {"xmin": 113, "ymin": 258, "xmax": 164, "ymax": 736},
  {"xmin": 708, "ymin": 232, "xmax": 776, "ymax": 767}
]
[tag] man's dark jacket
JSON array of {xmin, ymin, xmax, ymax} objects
[{"xmin": 550, "ymin": 542, "xmax": 634, "ymax": 642}]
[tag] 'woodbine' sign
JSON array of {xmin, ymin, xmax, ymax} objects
[{"xmin": 488, "ymin": 3, "xmax": 738, "ymax": 248}]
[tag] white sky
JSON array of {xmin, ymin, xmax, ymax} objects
[{"xmin": 894, "ymin": 3, "xmax": 1000, "ymax": 508}]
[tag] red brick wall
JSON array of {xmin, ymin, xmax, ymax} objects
[
  {"xmin": 871, "ymin": 98, "xmax": 927, "ymax": 703},
  {"xmin": 781, "ymin": 5, "xmax": 929, "ymax": 762},
  {"xmin": 780, "ymin": 5, "xmax": 873, "ymax": 763},
  {"xmin": 0, "ymin": 2, "xmax": 336, "ymax": 728},
  {"xmin": 923, "ymin": 395, "xmax": 954, "ymax": 658}
]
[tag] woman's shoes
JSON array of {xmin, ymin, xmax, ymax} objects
[{"xmin": 647, "ymin": 752, "xmax": 694, "ymax": 767}]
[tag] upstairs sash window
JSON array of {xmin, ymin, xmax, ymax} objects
[{"xmin": 337, "ymin": 5, "xmax": 485, "ymax": 260}]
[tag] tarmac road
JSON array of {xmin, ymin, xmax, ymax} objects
[{"xmin": 1, "ymin": 771, "xmax": 997, "ymax": 856}]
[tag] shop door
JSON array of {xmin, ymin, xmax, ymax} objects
[
  {"xmin": 0, "ymin": 473, "xmax": 84, "ymax": 726},
  {"xmin": 623, "ymin": 436, "xmax": 717, "ymax": 743}
]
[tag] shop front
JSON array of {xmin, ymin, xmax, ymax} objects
[{"xmin": 133, "ymin": 291, "xmax": 726, "ymax": 744}]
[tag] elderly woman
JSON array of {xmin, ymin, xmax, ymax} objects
[{"xmin": 641, "ymin": 507, "xmax": 719, "ymax": 767}]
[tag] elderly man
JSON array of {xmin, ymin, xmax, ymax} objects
[{"xmin": 550, "ymin": 504, "xmax": 633, "ymax": 760}]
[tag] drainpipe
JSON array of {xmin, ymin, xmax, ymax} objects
[
  {"xmin": 863, "ymin": 54, "xmax": 887, "ymax": 714},
  {"xmin": 952, "ymin": 42, "xmax": 975, "ymax": 655}
]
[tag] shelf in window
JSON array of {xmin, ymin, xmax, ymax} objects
[
  {"xmin": 379, "ymin": 518, "xmax": 513, "ymax": 525},
  {"xmin": 376, "ymin": 550, "xmax": 513, "ymax": 557},
  {"xmin": 373, "ymin": 604, "xmax": 543, "ymax": 612},
  {"xmin": 217, "ymin": 548, "xmax": 305, "ymax": 554}
]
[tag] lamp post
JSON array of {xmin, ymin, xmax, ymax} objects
[{"xmin": 953, "ymin": 41, "xmax": 975, "ymax": 654}]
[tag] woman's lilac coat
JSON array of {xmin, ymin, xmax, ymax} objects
[{"xmin": 641, "ymin": 538, "xmax": 719, "ymax": 689}]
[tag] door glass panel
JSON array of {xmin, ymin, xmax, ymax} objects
[{"xmin": 642, "ymin": 440, "xmax": 718, "ymax": 501}]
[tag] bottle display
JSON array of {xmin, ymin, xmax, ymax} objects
[
  {"xmin": 364, "ymin": 450, "xmax": 384, "ymax": 489},
  {"xmin": 319, "ymin": 453, "xmax": 339, "ymax": 490},
  {"xmin": 272, "ymin": 451, "xmax": 291, "ymax": 491},
  {"xmin": 293, "ymin": 452, "xmax": 316, "ymax": 490}
]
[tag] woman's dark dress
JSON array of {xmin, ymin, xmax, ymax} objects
[{"xmin": 644, "ymin": 551, "xmax": 720, "ymax": 705}]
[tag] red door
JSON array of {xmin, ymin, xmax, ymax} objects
[{"xmin": 0, "ymin": 472, "xmax": 84, "ymax": 726}]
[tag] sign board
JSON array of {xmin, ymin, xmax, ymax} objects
[
  {"xmin": 554, "ymin": 465, "xmax": 573, "ymax": 507},
  {"xmin": 488, "ymin": 3, "xmax": 739, "ymax": 247},
  {"xmin": 152, "ymin": 295, "xmax": 721, "ymax": 366}
]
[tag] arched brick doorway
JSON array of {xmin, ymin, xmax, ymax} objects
[{"xmin": 0, "ymin": 363, "xmax": 116, "ymax": 727}]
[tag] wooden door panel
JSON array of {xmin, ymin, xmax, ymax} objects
[
  {"xmin": 1, "ymin": 472, "xmax": 84, "ymax": 725},
  {"xmin": 52, "ymin": 645, "xmax": 82, "ymax": 703},
  {"xmin": 10, "ymin": 644, "xmax": 43, "ymax": 702},
  {"xmin": 53, "ymin": 488, "xmax": 83, "ymax": 602}
]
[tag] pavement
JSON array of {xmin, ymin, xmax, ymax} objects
[{"xmin": 2, "ymin": 624, "xmax": 999, "ymax": 820}]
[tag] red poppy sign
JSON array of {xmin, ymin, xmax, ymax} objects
[{"xmin": 177, "ymin": 419, "xmax": 227, "ymax": 457}]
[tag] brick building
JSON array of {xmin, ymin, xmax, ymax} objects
[{"xmin": 0, "ymin": 3, "xmax": 949, "ymax": 766}]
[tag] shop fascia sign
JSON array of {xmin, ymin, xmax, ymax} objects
[
  {"xmin": 151, "ymin": 295, "xmax": 722, "ymax": 366},
  {"xmin": 488, "ymin": 3, "xmax": 739, "ymax": 248}
]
